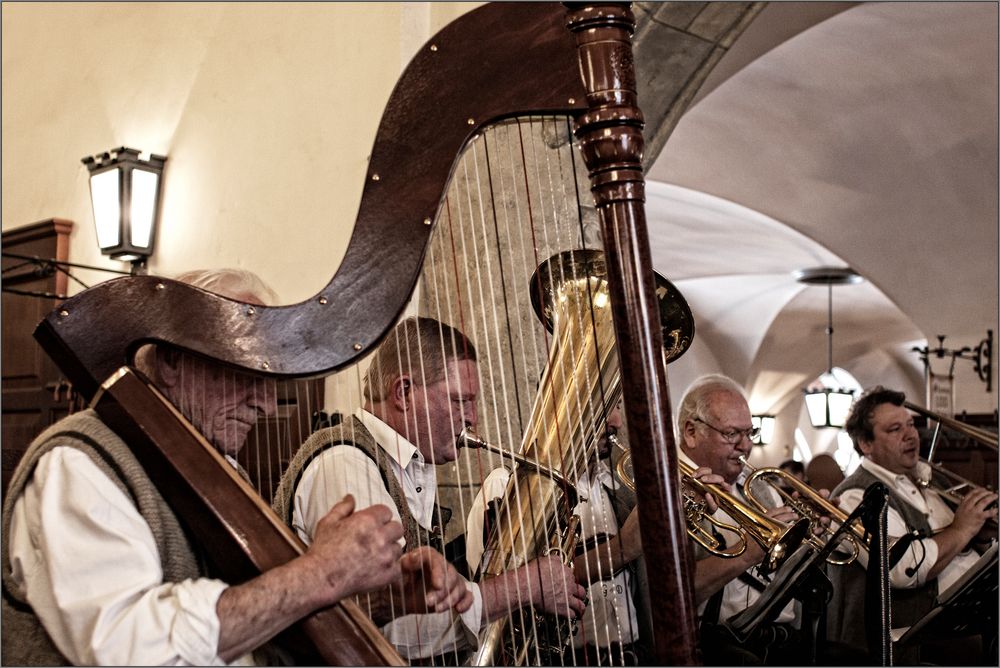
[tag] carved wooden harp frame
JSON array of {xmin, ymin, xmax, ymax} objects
[{"xmin": 35, "ymin": 3, "xmax": 698, "ymax": 664}]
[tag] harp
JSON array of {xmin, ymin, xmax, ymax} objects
[{"xmin": 34, "ymin": 3, "xmax": 710, "ymax": 664}]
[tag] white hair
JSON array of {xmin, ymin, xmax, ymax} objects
[
  {"xmin": 675, "ymin": 373, "xmax": 747, "ymax": 439},
  {"xmin": 173, "ymin": 268, "xmax": 279, "ymax": 305}
]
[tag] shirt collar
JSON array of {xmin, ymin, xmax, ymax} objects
[
  {"xmin": 860, "ymin": 456, "xmax": 931, "ymax": 486},
  {"xmin": 357, "ymin": 408, "xmax": 423, "ymax": 467}
]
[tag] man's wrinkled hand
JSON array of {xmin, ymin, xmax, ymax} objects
[
  {"xmin": 397, "ymin": 546, "xmax": 474, "ymax": 614},
  {"xmin": 528, "ymin": 554, "xmax": 587, "ymax": 619},
  {"xmin": 305, "ymin": 495, "xmax": 404, "ymax": 602}
]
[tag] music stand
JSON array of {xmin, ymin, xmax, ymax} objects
[
  {"xmin": 896, "ymin": 543, "xmax": 998, "ymax": 647},
  {"xmin": 725, "ymin": 485, "xmax": 893, "ymax": 665}
]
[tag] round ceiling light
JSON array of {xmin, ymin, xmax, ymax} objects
[{"xmin": 793, "ymin": 266, "xmax": 864, "ymax": 286}]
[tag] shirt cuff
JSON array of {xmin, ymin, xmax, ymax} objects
[
  {"xmin": 169, "ymin": 578, "xmax": 230, "ymax": 666},
  {"xmin": 462, "ymin": 581, "xmax": 485, "ymax": 637}
]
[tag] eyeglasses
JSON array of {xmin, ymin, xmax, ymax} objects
[{"xmin": 694, "ymin": 417, "xmax": 760, "ymax": 445}]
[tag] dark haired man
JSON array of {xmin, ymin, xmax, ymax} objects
[
  {"xmin": 779, "ymin": 459, "xmax": 807, "ymax": 483},
  {"xmin": 826, "ymin": 385, "xmax": 997, "ymax": 660}
]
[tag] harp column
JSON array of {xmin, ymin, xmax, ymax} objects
[{"xmin": 567, "ymin": 4, "xmax": 699, "ymax": 664}]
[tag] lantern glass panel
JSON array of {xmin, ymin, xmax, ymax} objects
[
  {"xmin": 130, "ymin": 168, "xmax": 159, "ymax": 249},
  {"xmin": 758, "ymin": 416, "xmax": 776, "ymax": 444},
  {"xmin": 90, "ymin": 169, "xmax": 121, "ymax": 249},
  {"xmin": 827, "ymin": 391, "xmax": 855, "ymax": 428},
  {"xmin": 804, "ymin": 391, "xmax": 829, "ymax": 427}
]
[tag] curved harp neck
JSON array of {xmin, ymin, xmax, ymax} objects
[{"xmin": 35, "ymin": 2, "xmax": 590, "ymax": 400}]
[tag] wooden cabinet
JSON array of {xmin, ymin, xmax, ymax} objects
[
  {"xmin": 2, "ymin": 219, "xmax": 76, "ymax": 493},
  {"xmin": 918, "ymin": 412, "xmax": 998, "ymax": 490}
]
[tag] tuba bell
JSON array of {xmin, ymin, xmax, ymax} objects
[{"xmin": 466, "ymin": 248, "xmax": 693, "ymax": 666}]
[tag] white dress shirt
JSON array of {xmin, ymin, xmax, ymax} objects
[
  {"xmin": 291, "ymin": 409, "xmax": 483, "ymax": 659},
  {"xmin": 465, "ymin": 462, "xmax": 640, "ymax": 649},
  {"xmin": 680, "ymin": 450, "xmax": 798, "ymax": 625},
  {"xmin": 8, "ymin": 447, "xmax": 240, "ymax": 666},
  {"xmin": 837, "ymin": 457, "xmax": 981, "ymax": 593}
]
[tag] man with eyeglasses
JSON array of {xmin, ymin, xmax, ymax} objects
[{"xmin": 676, "ymin": 374, "xmax": 806, "ymax": 665}]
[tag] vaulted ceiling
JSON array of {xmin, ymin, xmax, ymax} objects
[{"xmin": 634, "ymin": 2, "xmax": 997, "ymax": 425}]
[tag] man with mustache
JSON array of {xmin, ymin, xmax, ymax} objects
[
  {"xmin": 275, "ymin": 316, "xmax": 586, "ymax": 664},
  {"xmin": 826, "ymin": 386, "xmax": 997, "ymax": 662}
]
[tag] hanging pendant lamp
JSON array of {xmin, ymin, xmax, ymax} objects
[{"xmin": 795, "ymin": 267, "xmax": 863, "ymax": 428}]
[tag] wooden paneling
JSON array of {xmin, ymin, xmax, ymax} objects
[
  {"xmin": 2, "ymin": 219, "xmax": 75, "ymax": 493},
  {"xmin": 918, "ymin": 413, "xmax": 998, "ymax": 490}
]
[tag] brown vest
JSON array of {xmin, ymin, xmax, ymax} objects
[
  {"xmin": 1, "ymin": 410, "xmax": 202, "ymax": 666},
  {"xmin": 273, "ymin": 415, "xmax": 449, "ymax": 553},
  {"xmin": 825, "ymin": 465, "xmax": 938, "ymax": 658}
]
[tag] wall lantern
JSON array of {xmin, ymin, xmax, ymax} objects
[
  {"xmin": 82, "ymin": 147, "xmax": 166, "ymax": 273},
  {"xmin": 795, "ymin": 266, "xmax": 864, "ymax": 429},
  {"xmin": 751, "ymin": 415, "xmax": 776, "ymax": 445}
]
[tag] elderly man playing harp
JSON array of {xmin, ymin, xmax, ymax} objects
[
  {"xmin": 275, "ymin": 316, "xmax": 586, "ymax": 663},
  {"xmin": 1, "ymin": 269, "xmax": 470, "ymax": 666},
  {"xmin": 826, "ymin": 386, "xmax": 998, "ymax": 663}
]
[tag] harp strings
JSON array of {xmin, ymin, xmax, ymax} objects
[
  {"xmin": 416, "ymin": 115, "xmax": 633, "ymax": 663},
  {"xmin": 211, "ymin": 113, "xmax": 633, "ymax": 664},
  {"xmin": 226, "ymin": 114, "xmax": 635, "ymax": 664}
]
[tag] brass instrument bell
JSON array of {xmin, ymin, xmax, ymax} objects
[{"xmin": 739, "ymin": 456, "xmax": 867, "ymax": 566}]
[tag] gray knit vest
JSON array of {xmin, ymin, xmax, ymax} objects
[
  {"xmin": 824, "ymin": 465, "xmax": 938, "ymax": 656},
  {"xmin": 273, "ymin": 416, "xmax": 446, "ymax": 553},
  {"xmin": 1, "ymin": 410, "xmax": 202, "ymax": 666}
]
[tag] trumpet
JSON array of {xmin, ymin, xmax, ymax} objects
[
  {"xmin": 678, "ymin": 459, "xmax": 810, "ymax": 574},
  {"xmin": 918, "ymin": 460, "xmax": 999, "ymax": 523},
  {"xmin": 610, "ymin": 434, "xmax": 809, "ymax": 573},
  {"xmin": 739, "ymin": 456, "xmax": 869, "ymax": 566}
]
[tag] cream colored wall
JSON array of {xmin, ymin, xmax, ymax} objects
[
  {"xmin": 2, "ymin": 2, "xmax": 477, "ymax": 305},
  {"xmin": 4, "ymin": 2, "xmax": 994, "ymax": 426}
]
